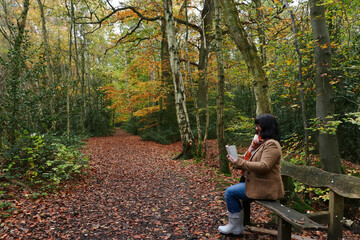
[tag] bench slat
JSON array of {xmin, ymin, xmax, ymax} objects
[
  {"xmin": 256, "ymin": 200, "xmax": 327, "ymax": 231},
  {"xmin": 281, "ymin": 161, "xmax": 360, "ymax": 199}
]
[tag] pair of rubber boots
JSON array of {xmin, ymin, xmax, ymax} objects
[{"xmin": 218, "ymin": 211, "xmax": 244, "ymax": 235}]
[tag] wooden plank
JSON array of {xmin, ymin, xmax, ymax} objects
[
  {"xmin": 328, "ymin": 190, "xmax": 344, "ymax": 240},
  {"xmin": 281, "ymin": 161, "xmax": 360, "ymax": 199},
  {"xmin": 256, "ymin": 200, "xmax": 327, "ymax": 230},
  {"xmin": 247, "ymin": 226, "xmax": 316, "ymax": 240},
  {"xmin": 307, "ymin": 211, "xmax": 329, "ymax": 225}
]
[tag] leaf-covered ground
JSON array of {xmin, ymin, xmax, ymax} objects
[{"xmin": 1, "ymin": 129, "xmax": 359, "ymax": 239}]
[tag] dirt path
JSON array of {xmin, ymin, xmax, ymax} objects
[{"xmin": 1, "ymin": 130, "xmax": 273, "ymax": 239}]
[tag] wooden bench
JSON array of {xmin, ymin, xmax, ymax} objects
[{"xmin": 243, "ymin": 160, "xmax": 360, "ymax": 240}]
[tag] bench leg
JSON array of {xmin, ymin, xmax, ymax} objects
[
  {"xmin": 328, "ymin": 190, "xmax": 344, "ymax": 240},
  {"xmin": 277, "ymin": 218, "xmax": 292, "ymax": 240},
  {"xmin": 242, "ymin": 200, "xmax": 251, "ymax": 226}
]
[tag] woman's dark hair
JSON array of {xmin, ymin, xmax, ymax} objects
[{"xmin": 255, "ymin": 114, "xmax": 280, "ymax": 141}]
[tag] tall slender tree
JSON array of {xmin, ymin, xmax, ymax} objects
[
  {"xmin": 160, "ymin": 19, "xmax": 177, "ymax": 127},
  {"xmin": 197, "ymin": 0, "xmax": 213, "ymax": 116},
  {"xmin": 163, "ymin": 0, "xmax": 195, "ymax": 159},
  {"xmin": 310, "ymin": 2, "xmax": 343, "ymax": 238},
  {"xmin": 218, "ymin": 0, "xmax": 272, "ymax": 115},
  {"xmin": 284, "ymin": 0, "xmax": 309, "ymax": 164},
  {"xmin": 215, "ymin": 0, "xmax": 231, "ymax": 174},
  {"xmin": 309, "ymin": 0, "xmax": 341, "ymax": 174},
  {"xmin": 1, "ymin": 0, "xmax": 30, "ymax": 143}
]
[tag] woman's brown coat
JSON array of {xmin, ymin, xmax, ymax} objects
[{"xmin": 236, "ymin": 139, "xmax": 284, "ymax": 200}]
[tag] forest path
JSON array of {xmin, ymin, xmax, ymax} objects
[{"xmin": 1, "ymin": 129, "xmax": 271, "ymax": 239}]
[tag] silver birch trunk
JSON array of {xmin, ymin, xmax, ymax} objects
[{"xmin": 163, "ymin": 0, "xmax": 195, "ymax": 159}]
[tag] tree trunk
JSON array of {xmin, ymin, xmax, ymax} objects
[
  {"xmin": 197, "ymin": 0, "xmax": 213, "ymax": 115},
  {"xmin": 253, "ymin": 0, "xmax": 266, "ymax": 65},
  {"xmin": 36, "ymin": 0, "xmax": 57, "ymax": 131},
  {"xmin": 163, "ymin": 0, "xmax": 195, "ymax": 159},
  {"xmin": 7, "ymin": 0, "xmax": 30, "ymax": 144},
  {"xmin": 218, "ymin": 0, "xmax": 272, "ymax": 115},
  {"xmin": 184, "ymin": 0, "xmax": 202, "ymax": 158},
  {"xmin": 160, "ymin": 19, "xmax": 177, "ymax": 127},
  {"xmin": 80, "ymin": 25, "xmax": 87, "ymax": 132},
  {"xmin": 70, "ymin": 0, "xmax": 84, "ymax": 133},
  {"xmin": 214, "ymin": 0, "xmax": 231, "ymax": 175},
  {"xmin": 36, "ymin": 0, "xmax": 52, "ymax": 84},
  {"xmin": 284, "ymin": 0, "xmax": 309, "ymax": 164},
  {"xmin": 309, "ymin": 0, "xmax": 341, "ymax": 174},
  {"xmin": 199, "ymin": 0, "xmax": 213, "ymax": 151},
  {"xmin": 67, "ymin": 5, "xmax": 73, "ymax": 137}
]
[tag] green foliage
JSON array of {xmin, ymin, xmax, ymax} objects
[
  {"xmin": 294, "ymin": 181, "xmax": 330, "ymax": 203},
  {"xmin": 121, "ymin": 107, "xmax": 180, "ymax": 144},
  {"xmin": 0, "ymin": 201, "xmax": 16, "ymax": 219},
  {"xmin": 84, "ymin": 87, "xmax": 115, "ymax": 137},
  {"xmin": 232, "ymin": 84, "xmax": 256, "ymax": 118},
  {"xmin": 307, "ymin": 116, "xmax": 342, "ymax": 135},
  {"xmin": 139, "ymin": 125, "xmax": 180, "ymax": 145},
  {"xmin": 304, "ymin": 113, "xmax": 360, "ymax": 162},
  {"xmin": 0, "ymin": 183, "xmax": 13, "ymax": 200},
  {"xmin": 225, "ymin": 114, "xmax": 254, "ymax": 147},
  {"xmin": 0, "ymin": 33, "xmax": 43, "ymax": 143},
  {"xmin": 1, "ymin": 131, "xmax": 88, "ymax": 188},
  {"xmin": 85, "ymin": 107, "xmax": 114, "ymax": 136},
  {"xmin": 342, "ymin": 112, "xmax": 360, "ymax": 128},
  {"xmin": 282, "ymin": 133, "xmax": 320, "ymax": 166},
  {"xmin": 26, "ymin": 192, "xmax": 48, "ymax": 200}
]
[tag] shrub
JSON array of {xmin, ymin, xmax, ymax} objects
[
  {"xmin": 1, "ymin": 131, "xmax": 88, "ymax": 188},
  {"xmin": 139, "ymin": 126, "xmax": 180, "ymax": 144}
]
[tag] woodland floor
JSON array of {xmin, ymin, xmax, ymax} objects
[{"xmin": 0, "ymin": 129, "xmax": 359, "ymax": 239}]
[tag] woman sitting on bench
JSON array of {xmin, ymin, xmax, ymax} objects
[{"xmin": 219, "ymin": 113, "xmax": 285, "ymax": 235}]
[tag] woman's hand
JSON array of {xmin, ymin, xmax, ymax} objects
[{"xmin": 227, "ymin": 154, "xmax": 238, "ymax": 164}]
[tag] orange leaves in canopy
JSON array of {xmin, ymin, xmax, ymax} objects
[
  {"xmin": 104, "ymin": 79, "xmax": 166, "ymax": 123},
  {"xmin": 115, "ymin": 10, "xmax": 138, "ymax": 21},
  {"xmin": 104, "ymin": 31, "xmax": 167, "ymax": 124},
  {"xmin": 133, "ymin": 105, "xmax": 161, "ymax": 117},
  {"xmin": 114, "ymin": 1, "xmax": 163, "ymax": 22}
]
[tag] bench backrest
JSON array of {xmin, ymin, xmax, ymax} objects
[{"xmin": 281, "ymin": 160, "xmax": 360, "ymax": 199}]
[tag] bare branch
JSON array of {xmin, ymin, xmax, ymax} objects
[
  {"xmin": 180, "ymin": 58, "xmax": 199, "ymax": 67},
  {"xmin": 104, "ymin": 18, "xmax": 143, "ymax": 54},
  {"xmin": 78, "ymin": 4, "xmax": 201, "ymax": 32}
]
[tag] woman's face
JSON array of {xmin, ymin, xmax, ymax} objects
[{"xmin": 255, "ymin": 124, "xmax": 262, "ymax": 134}]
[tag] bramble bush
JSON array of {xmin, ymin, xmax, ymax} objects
[{"xmin": 1, "ymin": 131, "xmax": 88, "ymax": 189}]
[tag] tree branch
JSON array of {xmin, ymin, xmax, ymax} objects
[
  {"xmin": 104, "ymin": 18, "xmax": 143, "ymax": 54},
  {"xmin": 78, "ymin": 4, "xmax": 201, "ymax": 32},
  {"xmin": 180, "ymin": 58, "xmax": 199, "ymax": 67}
]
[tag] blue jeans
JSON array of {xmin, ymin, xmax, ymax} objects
[{"xmin": 225, "ymin": 182, "xmax": 249, "ymax": 213}]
